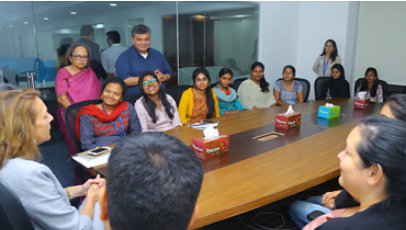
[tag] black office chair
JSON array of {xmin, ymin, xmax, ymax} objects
[
  {"xmin": 314, "ymin": 77, "xmax": 331, "ymax": 100},
  {"xmin": 126, "ymin": 93, "xmax": 142, "ymax": 105},
  {"xmin": 276, "ymin": 78, "xmax": 311, "ymax": 102},
  {"xmin": 64, "ymin": 99, "xmax": 102, "ymax": 152},
  {"xmin": 232, "ymin": 78, "xmax": 247, "ymax": 92},
  {"xmin": 354, "ymin": 78, "xmax": 388, "ymax": 99},
  {"xmin": 0, "ymin": 182, "xmax": 34, "ymax": 230},
  {"xmin": 165, "ymin": 85, "xmax": 191, "ymax": 106}
]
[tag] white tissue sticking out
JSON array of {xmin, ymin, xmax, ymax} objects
[
  {"xmin": 325, "ymin": 103, "xmax": 334, "ymax": 108},
  {"xmin": 357, "ymin": 91, "xmax": 367, "ymax": 99},
  {"xmin": 203, "ymin": 126, "xmax": 219, "ymax": 139},
  {"xmin": 284, "ymin": 105, "xmax": 295, "ymax": 115}
]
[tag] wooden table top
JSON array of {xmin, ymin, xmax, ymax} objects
[{"xmin": 94, "ymin": 98, "xmax": 383, "ymax": 229}]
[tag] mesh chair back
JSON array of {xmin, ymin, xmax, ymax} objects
[
  {"xmin": 165, "ymin": 85, "xmax": 191, "ymax": 106},
  {"xmin": 232, "ymin": 78, "xmax": 247, "ymax": 92},
  {"xmin": 314, "ymin": 77, "xmax": 331, "ymax": 100},
  {"xmin": 64, "ymin": 99, "xmax": 102, "ymax": 151},
  {"xmin": 0, "ymin": 182, "xmax": 34, "ymax": 230},
  {"xmin": 276, "ymin": 78, "xmax": 311, "ymax": 102}
]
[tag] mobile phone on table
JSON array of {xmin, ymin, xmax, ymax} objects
[{"xmin": 89, "ymin": 147, "xmax": 108, "ymax": 155}]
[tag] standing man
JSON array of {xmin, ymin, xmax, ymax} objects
[
  {"xmin": 101, "ymin": 31, "xmax": 127, "ymax": 77},
  {"xmin": 115, "ymin": 24, "xmax": 172, "ymax": 100},
  {"xmin": 77, "ymin": 24, "xmax": 101, "ymax": 62}
]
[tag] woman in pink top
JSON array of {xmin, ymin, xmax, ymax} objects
[
  {"xmin": 134, "ymin": 71, "xmax": 181, "ymax": 132},
  {"xmin": 55, "ymin": 43, "xmax": 101, "ymax": 154}
]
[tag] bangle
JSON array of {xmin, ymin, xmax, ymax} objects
[{"xmin": 66, "ymin": 187, "xmax": 72, "ymax": 200}]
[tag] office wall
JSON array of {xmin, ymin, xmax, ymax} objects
[
  {"xmin": 355, "ymin": 2, "xmax": 406, "ymax": 85},
  {"xmin": 259, "ymin": 1, "xmax": 360, "ymax": 100}
]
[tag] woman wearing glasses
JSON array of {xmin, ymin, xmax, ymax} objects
[
  {"xmin": 77, "ymin": 77, "xmax": 141, "ymax": 151},
  {"xmin": 273, "ymin": 65, "xmax": 304, "ymax": 105},
  {"xmin": 313, "ymin": 39, "xmax": 341, "ymax": 77},
  {"xmin": 178, "ymin": 67, "xmax": 220, "ymax": 125},
  {"xmin": 134, "ymin": 71, "xmax": 181, "ymax": 131},
  {"xmin": 55, "ymin": 43, "xmax": 102, "ymax": 154}
]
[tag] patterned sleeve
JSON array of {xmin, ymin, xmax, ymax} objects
[
  {"xmin": 274, "ymin": 80, "xmax": 282, "ymax": 92},
  {"xmin": 296, "ymin": 81, "xmax": 303, "ymax": 93}
]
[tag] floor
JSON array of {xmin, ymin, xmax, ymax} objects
[{"xmin": 39, "ymin": 113, "xmax": 339, "ymax": 230}]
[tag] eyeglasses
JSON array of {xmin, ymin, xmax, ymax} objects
[
  {"xmin": 195, "ymin": 77, "xmax": 208, "ymax": 82},
  {"xmin": 283, "ymin": 71, "xmax": 293, "ymax": 75},
  {"xmin": 325, "ymin": 45, "xmax": 334, "ymax": 48},
  {"xmin": 72, "ymin": 55, "xmax": 88, "ymax": 60},
  {"xmin": 142, "ymin": 78, "xmax": 158, "ymax": 86}
]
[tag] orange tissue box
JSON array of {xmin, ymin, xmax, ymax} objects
[
  {"xmin": 275, "ymin": 112, "xmax": 301, "ymax": 129},
  {"xmin": 191, "ymin": 135, "xmax": 230, "ymax": 160},
  {"xmin": 354, "ymin": 98, "xmax": 371, "ymax": 110}
]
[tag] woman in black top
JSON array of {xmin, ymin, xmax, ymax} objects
[{"xmin": 321, "ymin": 64, "xmax": 350, "ymax": 99}]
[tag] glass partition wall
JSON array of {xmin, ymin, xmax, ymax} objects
[{"xmin": 0, "ymin": 1, "xmax": 258, "ymax": 87}]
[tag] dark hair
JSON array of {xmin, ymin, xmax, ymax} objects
[
  {"xmin": 359, "ymin": 67, "xmax": 379, "ymax": 97},
  {"xmin": 67, "ymin": 43, "xmax": 91, "ymax": 66},
  {"xmin": 106, "ymin": 132, "xmax": 204, "ymax": 230},
  {"xmin": 356, "ymin": 116, "xmax": 406, "ymax": 202},
  {"xmin": 386, "ymin": 94, "xmax": 406, "ymax": 122},
  {"xmin": 101, "ymin": 77, "xmax": 127, "ymax": 98},
  {"xmin": 192, "ymin": 67, "xmax": 215, "ymax": 119},
  {"xmin": 320, "ymin": 39, "xmax": 338, "ymax": 62},
  {"xmin": 80, "ymin": 24, "xmax": 94, "ymax": 37},
  {"xmin": 106, "ymin": 31, "xmax": 121, "ymax": 43},
  {"xmin": 131, "ymin": 24, "xmax": 151, "ymax": 37},
  {"xmin": 283, "ymin": 65, "xmax": 296, "ymax": 76},
  {"xmin": 139, "ymin": 71, "xmax": 174, "ymax": 123},
  {"xmin": 251, "ymin": 61, "xmax": 269, "ymax": 93},
  {"xmin": 218, "ymin": 67, "xmax": 233, "ymax": 78}
]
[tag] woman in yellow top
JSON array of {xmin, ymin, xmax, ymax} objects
[{"xmin": 178, "ymin": 67, "xmax": 220, "ymax": 125}]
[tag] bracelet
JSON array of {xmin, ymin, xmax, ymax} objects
[{"xmin": 66, "ymin": 187, "xmax": 72, "ymax": 200}]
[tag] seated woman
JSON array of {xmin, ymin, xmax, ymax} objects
[
  {"xmin": 355, "ymin": 67, "xmax": 384, "ymax": 103},
  {"xmin": 320, "ymin": 64, "xmax": 350, "ymax": 100},
  {"xmin": 0, "ymin": 89, "xmax": 105, "ymax": 229},
  {"xmin": 178, "ymin": 67, "xmax": 220, "ymax": 125},
  {"xmin": 134, "ymin": 71, "xmax": 181, "ymax": 131},
  {"xmin": 273, "ymin": 65, "xmax": 304, "ymax": 105},
  {"xmin": 302, "ymin": 116, "xmax": 406, "ymax": 230},
  {"xmin": 212, "ymin": 67, "xmax": 244, "ymax": 115},
  {"xmin": 289, "ymin": 93, "xmax": 406, "ymax": 228},
  {"xmin": 237, "ymin": 61, "xmax": 275, "ymax": 109},
  {"xmin": 77, "ymin": 77, "xmax": 141, "ymax": 151},
  {"xmin": 55, "ymin": 43, "xmax": 101, "ymax": 155}
]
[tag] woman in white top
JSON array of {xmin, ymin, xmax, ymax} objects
[
  {"xmin": 237, "ymin": 61, "xmax": 275, "ymax": 110},
  {"xmin": 134, "ymin": 71, "xmax": 181, "ymax": 132},
  {"xmin": 313, "ymin": 39, "xmax": 341, "ymax": 77}
]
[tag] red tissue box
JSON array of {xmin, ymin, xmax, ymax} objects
[
  {"xmin": 354, "ymin": 98, "xmax": 371, "ymax": 109},
  {"xmin": 191, "ymin": 135, "xmax": 230, "ymax": 160},
  {"xmin": 275, "ymin": 113, "xmax": 301, "ymax": 129}
]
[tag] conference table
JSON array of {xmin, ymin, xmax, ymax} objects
[{"xmin": 94, "ymin": 98, "xmax": 383, "ymax": 229}]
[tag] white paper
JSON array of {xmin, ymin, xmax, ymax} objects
[
  {"xmin": 72, "ymin": 153, "xmax": 110, "ymax": 168},
  {"xmin": 325, "ymin": 103, "xmax": 334, "ymax": 108},
  {"xmin": 357, "ymin": 91, "xmax": 367, "ymax": 99},
  {"xmin": 284, "ymin": 105, "xmax": 295, "ymax": 115},
  {"xmin": 203, "ymin": 126, "xmax": 219, "ymax": 139}
]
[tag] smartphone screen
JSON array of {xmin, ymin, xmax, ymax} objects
[{"xmin": 90, "ymin": 148, "xmax": 107, "ymax": 154}]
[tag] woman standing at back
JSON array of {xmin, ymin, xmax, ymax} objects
[{"xmin": 313, "ymin": 39, "xmax": 341, "ymax": 77}]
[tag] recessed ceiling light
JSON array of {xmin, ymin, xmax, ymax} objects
[
  {"xmin": 43, "ymin": 17, "xmax": 49, "ymax": 21},
  {"xmin": 110, "ymin": 3, "xmax": 117, "ymax": 7},
  {"xmin": 70, "ymin": 11, "xmax": 77, "ymax": 15},
  {"xmin": 95, "ymin": 24, "xmax": 104, "ymax": 29},
  {"xmin": 24, "ymin": 21, "xmax": 29, "ymax": 24}
]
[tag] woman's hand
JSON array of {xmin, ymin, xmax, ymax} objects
[
  {"xmin": 321, "ymin": 190, "xmax": 342, "ymax": 208},
  {"xmin": 81, "ymin": 174, "xmax": 105, "ymax": 197}
]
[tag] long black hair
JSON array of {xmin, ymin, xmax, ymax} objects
[
  {"xmin": 251, "ymin": 61, "xmax": 269, "ymax": 93},
  {"xmin": 326, "ymin": 64, "xmax": 350, "ymax": 98},
  {"xmin": 320, "ymin": 39, "xmax": 338, "ymax": 62},
  {"xmin": 192, "ymin": 67, "xmax": 215, "ymax": 119},
  {"xmin": 357, "ymin": 116, "xmax": 406, "ymax": 202},
  {"xmin": 139, "ymin": 71, "xmax": 174, "ymax": 123},
  {"xmin": 386, "ymin": 94, "xmax": 406, "ymax": 122},
  {"xmin": 359, "ymin": 67, "xmax": 379, "ymax": 97}
]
